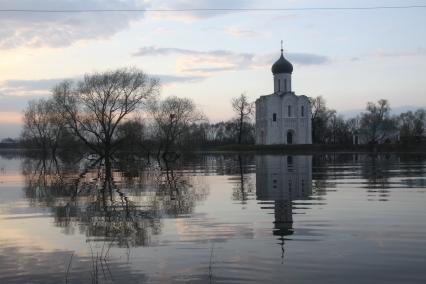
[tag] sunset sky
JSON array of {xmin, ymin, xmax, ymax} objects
[{"xmin": 1, "ymin": 0, "xmax": 426, "ymax": 138}]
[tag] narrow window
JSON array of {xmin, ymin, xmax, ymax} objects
[
  {"xmin": 278, "ymin": 79, "xmax": 280, "ymax": 91},
  {"xmin": 288, "ymin": 105, "xmax": 292, "ymax": 117},
  {"xmin": 273, "ymin": 113, "xmax": 277, "ymax": 121},
  {"xmin": 301, "ymin": 105, "xmax": 305, "ymax": 117},
  {"xmin": 284, "ymin": 79, "xmax": 287, "ymax": 92}
]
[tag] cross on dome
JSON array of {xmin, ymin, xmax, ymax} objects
[{"xmin": 271, "ymin": 41, "xmax": 293, "ymax": 74}]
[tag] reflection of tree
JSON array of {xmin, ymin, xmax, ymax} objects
[
  {"xmin": 151, "ymin": 164, "xmax": 209, "ymax": 217},
  {"xmin": 22, "ymin": 155, "xmax": 209, "ymax": 248},
  {"xmin": 312, "ymin": 153, "xmax": 426, "ymax": 202},
  {"xmin": 231, "ymin": 155, "xmax": 255, "ymax": 206},
  {"xmin": 22, "ymin": 157, "xmax": 80, "ymax": 207},
  {"xmin": 360, "ymin": 154, "xmax": 393, "ymax": 201},
  {"xmin": 397, "ymin": 154, "xmax": 426, "ymax": 188}
]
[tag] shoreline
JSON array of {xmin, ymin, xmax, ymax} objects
[
  {"xmin": 209, "ymin": 144, "xmax": 426, "ymax": 154},
  {"xmin": 2, "ymin": 144, "xmax": 426, "ymax": 155}
]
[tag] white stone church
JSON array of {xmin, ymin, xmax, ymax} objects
[{"xmin": 255, "ymin": 48, "xmax": 312, "ymax": 145}]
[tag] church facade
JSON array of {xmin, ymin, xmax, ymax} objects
[{"xmin": 255, "ymin": 48, "xmax": 312, "ymax": 145}]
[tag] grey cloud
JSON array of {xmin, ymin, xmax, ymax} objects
[
  {"xmin": 0, "ymin": 73, "xmax": 202, "ymax": 111},
  {"xmin": 133, "ymin": 46, "xmax": 202, "ymax": 56},
  {"xmin": 155, "ymin": 74, "xmax": 205, "ymax": 84},
  {"xmin": 0, "ymin": 78, "xmax": 73, "ymax": 99},
  {"xmin": 0, "ymin": 0, "xmax": 255, "ymax": 48},
  {"xmin": 0, "ymin": 0, "xmax": 147, "ymax": 48},
  {"xmin": 347, "ymin": 48, "xmax": 426, "ymax": 62},
  {"xmin": 287, "ymin": 52, "xmax": 330, "ymax": 65},
  {"xmin": 0, "ymin": 93, "xmax": 48, "ymax": 112},
  {"xmin": 258, "ymin": 52, "xmax": 330, "ymax": 66},
  {"xmin": 183, "ymin": 66, "xmax": 235, "ymax": 73},
  {"xmin": 374, "ymin": 48, "xmax": 426, "ymax": 58},
  {"xmin": 133, "ymin": 46, "xmax": 244, "ymax": 57},
  {"xmin": 2, "ymin": 78, "xmax": 68, "ymax": 92},
  {"xmin": 133, "ymin": 46, "xmax": 330, "ymax": 74}
]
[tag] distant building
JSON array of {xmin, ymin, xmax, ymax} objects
[
  {"xmin": 352, "ymin": 121, "xmax": 400, "ymax": 144},
  {"xmin": 255, "ymin": 45, "xmax": 312, "ymax": 145},
  {"xmin": 0, "ymin": 138, "xmax": 17, "ymax": 144}
]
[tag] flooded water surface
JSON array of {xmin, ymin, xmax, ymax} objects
[{"xmin": 0, "ymin": 152, "xmax": 425, "ymax": 283}]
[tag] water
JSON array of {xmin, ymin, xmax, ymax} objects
[{"xmin": 0, "ymin": 152, "xmax": 426, "ymax": 283}]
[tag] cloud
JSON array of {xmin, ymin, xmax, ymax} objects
[
  {"xmin": 0, "ymin": 78, "xmax": 68, "ymax": 97},
  {"xmin": 1, "ymin": 78, "xmax": 67, "ymax": 93},
  {"xmin": 0, "ymin": 93, "xmax": 47, "ymax": 112},
  {"xmin": 133, "ymin": 46, "xmax": 330, "ymax": 76},
  {"xmin": 343, "ymin": 48, "xmax": 426, "ymax": 63},
  {"xmin": 156, "ymin": 74, "xmax": 205, "ymax": 84},
  {"xmin": 0, "ymin": 73, "xmax": 201, "ymax": 111},
  {"xmin": 286, "ymin": 52, "xmax": 330, "ymax": 65},
  {"xmin": 373, "ymin": 48, "xmax": 426, "ymax": 58},
  {"xmin": 0, "ymin": 0, "xmax": 147, "ymax": 49}
]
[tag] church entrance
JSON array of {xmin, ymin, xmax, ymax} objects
[{"xmin": 287, "ymin": 130, "xmax": 294, "ymax": 144}]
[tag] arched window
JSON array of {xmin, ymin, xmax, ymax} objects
[
  {"xmin": 287, "ymin": 131, "xmax": 293, "ymax": 144},
  {"xmin": 301, "ymin": 105, "xmax": 305, "ymax": 117},
  {"xmin": 278, "ymin": 79, "xmax": 280, "ymax": 91},
  {"xmin": 288, "ymin": 105, "xmax": 292, "ymax": 117},
  {"xmin": 273, "ymin": 113, "xmax": 277, "ymax": 121},
  {"xmin": 284, "ymin": 79, "xmax": 287, "ymax": 92}
]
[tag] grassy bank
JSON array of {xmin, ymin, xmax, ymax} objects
[{"xmin": 213, "ymin": 143, "xmax": 426, "ymax": 154}]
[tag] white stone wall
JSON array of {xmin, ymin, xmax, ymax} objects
[{"xmin": 255, "ymin": 93, "xmax": 312, "ymax": 145}]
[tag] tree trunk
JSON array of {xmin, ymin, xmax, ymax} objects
[{"xmin": 238, "ymin": 117, "xmax": 243, "ymax": 144}]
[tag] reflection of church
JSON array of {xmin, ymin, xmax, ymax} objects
[{"xmin": 256, "ymin": 155, "xmax": 312, "ymax": 253}]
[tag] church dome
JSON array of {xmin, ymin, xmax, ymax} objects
[{"xmin": 271, "ymin": 52, "xmax": 293, "ymax": 74}]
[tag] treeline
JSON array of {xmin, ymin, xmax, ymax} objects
[
  {"xmin": 310, "ymin": 96, "xmax": 426, "ymax": 144},
  {"xmin": 20, "ymin": 68, "xmax": 255, "ymax": 160},
  {"xmin": 20, "ymin": 67, "xmax": 425, "ymax": 158}
]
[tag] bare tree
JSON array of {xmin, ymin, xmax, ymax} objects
[
  {"xmin": 231, "ymin": 93, "xmax": 254, "ymax": 144},
  {"xmin": 21, "ymin": 98, "xmax": 64, "ymax": 155},
  {"xmin": 326, "ymin": 113, "xmax": 352, "ymax": 144},
  {"xmin": 149, "ymin": 96, "xmax": 204, "ymax": 160},
  {"xmin": 115, "ymin": 117, "xmax": 146, "ymax": 154},
  {"xmin": 310, "ymin": 96, "xmax": 327, "ymax": 122},
  {"xmin": 309, "ymin": 96, "xmax": 336, "ymax": 144},
  {"xmin": 53, "ymin": 68, "xmax": 159, "ymax": 163},
  {"xmin": 360, "ymin": 99, "xmax": 395, "ymax": 144},
  {"xmin": 398, "ymin": 108, "xmax": 426, "ymax": 142}
]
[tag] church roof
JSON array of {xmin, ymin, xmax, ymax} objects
[{"xmin": 271, "ymin": 50, "xmax": 293, "ymax": 75}]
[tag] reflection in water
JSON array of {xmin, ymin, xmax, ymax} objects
[
  {"xmin": 22, "ymin": 155, "xmax": 209, "ymax": 248},
  {"xmin": 231, "ymin": 155, "xmax": 255, "ymax": 207},
  {"xmin": 312, "ymin": 154, "xmax": 426, "ymax": 202},
  {"xmin": 256, "ymin": 155, "xmax": 312, "ymax": 258},
  {"xmin": 2, "ymin": 152, "xmax": 426, "ymax": 283}
]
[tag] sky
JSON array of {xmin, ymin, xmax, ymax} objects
[{"xmin": 1, "ymin": 0, "xmax": 426, "ymax": 138}]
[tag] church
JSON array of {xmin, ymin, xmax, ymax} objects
[{"xmin": 255, "ymin": 46, "xmax": 312, "ymax": 145}]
